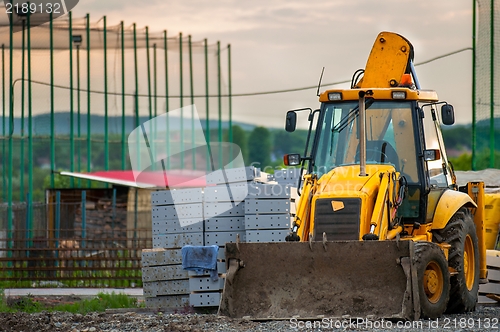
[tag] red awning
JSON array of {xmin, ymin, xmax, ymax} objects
[{"xmin": 60, "ymin": 170, "xmax": 206, "ymax": 188}]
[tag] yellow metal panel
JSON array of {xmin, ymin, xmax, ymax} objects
[
  {"xmin": 431, "ymin": 190, "xmax": 477, "ymax": 230},
  {"xmin": 484, "ymin": 193, "xmax": 500, "ymax": 250},
  {"xmin": 466, "ymin": 183, "xmax": 488, "ymax": 280},
  {"xmin": 358, "ymin": 31, "xmax": 411, "ymax": 89},
  {"xmin": 319, "ymin": 88, "xmax": 439, "ymax": 102}
]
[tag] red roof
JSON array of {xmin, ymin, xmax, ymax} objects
[{"xmin": 60, "ymin": 170, "xmax": 207, "ymax": 188}]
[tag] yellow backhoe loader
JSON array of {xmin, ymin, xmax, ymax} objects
[{"xmin": 219, "ymin": 31, "xmax": 492, "ymax": 320}]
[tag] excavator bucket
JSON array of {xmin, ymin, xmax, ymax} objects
[{"xmin": 219, "ymin": 240, "xmax": 420, "ymax": 320}]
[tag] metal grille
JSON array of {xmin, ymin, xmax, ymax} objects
[{"xmin": 314, "ymin": 198, "xmax": 361, "ymax": 241}]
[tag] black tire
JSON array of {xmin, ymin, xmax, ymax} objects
[
  {"xmin": 432, "ymin": 208, "xmax": 480, "ymax": 313},
  {"xmin": 414, "ymin": 241, "xmax": 450, "ymax": 319}
]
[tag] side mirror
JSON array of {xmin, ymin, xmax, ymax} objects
[
  {"xmin": 441, "ymin": 104, "xmax": 455, "ymax": 125},
  {"xmin": 285, "ymin": 111, "xmax": 297, "ymax": 132},
  {"xmin": 284, "ymin": 153, "xmax": 301, "ymax": 166}
]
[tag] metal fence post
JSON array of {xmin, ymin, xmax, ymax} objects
[
  {"xmin": 55, "ymin": 191, "xmax": 61, "ymax": 252},
  {"xmin": 188, "ymin": 35, "xmax": 195, "ymax": 170},
  {"xmin": 50, "ymin": 13, "xmax": 55, "ymax": 187},
  {"xmin": 82, "ymin": 190, "xmax": 86, "ymax": 248},
  {"xmin": 179, "ymin": 32, "xmax": 184, "ymax": 168},
  {"xmin": 104, "ymin": 16, "xmax": 109, "ymax": 171},
  {"xmin": 204, "ymin": 39, "xmax": 210, "ymax": 172},
  {"xmin": 86, "ymin": 13, "xmax": 91, "ymax": 185},
  {"xmin": 217, "ymin": 41, "xmax": 222, "ymax": 167},
  {"xmin": 164, "ymin": 30, "xmax": 170, "ymax": 170},
  {"xmin": 121, "ymin": 21, "xmax": 126, "ymax": 170},
  {"xmin": 69, "ymin": 11, "xmax": 74, "ymax": 186}
]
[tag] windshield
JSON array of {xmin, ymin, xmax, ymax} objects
[{"xmin": 313, "ymin": 100, "xmax": 418, "ymax": 182}]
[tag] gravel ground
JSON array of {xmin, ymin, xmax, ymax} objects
[{"xmin": 0, "ymin": 306, "xmax": 499, "ymax": 332}]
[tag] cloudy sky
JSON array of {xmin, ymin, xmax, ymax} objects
[{"xmin": 72, "ymin": 0, "xmax": 474, "ymax": 128}]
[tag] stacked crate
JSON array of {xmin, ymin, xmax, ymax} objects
[
  {"xmin": 245, "ymin": 183, "xmax": 297, "ymax": 243},
  {"xmin": 142, "ymin": 188, "xmax": 204, "ymax": 308}
]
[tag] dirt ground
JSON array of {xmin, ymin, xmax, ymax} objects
[{"xmin": 0, "ymin": 296, "xmax": 499, "ymax": 332}]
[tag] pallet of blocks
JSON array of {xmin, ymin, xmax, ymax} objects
[
  {"xmin": 479, "ymin": 250, "xmax": 500, "ymax": 305},
  {"xmin": 143, "ymin": 188, "xmax": 204, "ymax": 309},
  {"xmin": 245, "ymin": 183, "xmax": 297, "ymax": 243},
  {"xmin": 192, "ymin": 168, "xmax": 259, "ymax": 307}
]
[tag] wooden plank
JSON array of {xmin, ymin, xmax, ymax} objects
[
  {"xmin": 143, "ymin": 279, "xmax": 190, "ymax": 297},
  {"xmin": 145, "ymin": 295, "xmax": 189, "ymax": 309},
  {"xmin": 141, "ymin": 248, "xmax": 182, "ymax": 267},
  {"xmin": 479, "ymin": 282, "xmax": 500, "ymax": 295},
  {"xmin": 142, "ymin": 264, "xmax": 188, "ymax": 282},
  {"xmin": 487, "ymin": 294, "xmax": 500, "ymax": 302}
]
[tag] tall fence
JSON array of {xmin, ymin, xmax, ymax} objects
[
  {"xmin": 0, "ymin": 7, "xmax": 232, "ymax": 246},
  {"xmin": 473, "ymin": 0, "xmax": 500, "ymax": 169},
  {"xmin": 0, "ymin": 199, "xmax": 152, "ymax": 288}
]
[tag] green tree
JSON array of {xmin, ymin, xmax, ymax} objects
[
  {"xmin": 225, "ymin": 125, "xmax": 249, "ymax": 163},
  {"xmin": 248, "ymin": 126, "xmax": 271, "ymax": 169}
]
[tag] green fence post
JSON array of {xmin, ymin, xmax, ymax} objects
[
  {"xmin": 69, "ymin": 11, "xmax": 75, "ymax": 187},
  {"xmin": 188, "ymin": 35, "xmax": 195, "ymax": 170},
  {"xmin": 154, "ymin": 43, "xmax": 157, "ymax": 118},
  {"xmin": 472, "ymin": 0, "xmax": 477, "ymax": 170},
  {"xmin": 121, "ymin": 21, "xmax": 126, "ymax": 170},
  {"xmin": 20, "ymin": 18, "xmax": 25, "ymax": 200},
  {"xmin": 217, "ymin": 41, "xmax": 222, "ymax": 167},
  {"xmin": 164, "ymin": 31, "xmax": 170, "ymax": 170},
  {"xmin": 76, "ymin": 36, "xmax": 81, "ymax": 187},
  {"xmin": 55, "ymin": 191, "xmax": 61, "ymax": 249},
  {"xmin": 50, "ymin": 13, "xmax": 55, "ymax": 187},
  {"xmin": 81, "ymin": 190, "xmax": 86, "ymax": 248},
  {"xmin": 8, "ymin": 8, "xmax": 14, "ymax": 254},
  {"xmin": 146, "ymin": 26, "xmax": 152, "ymax": 120},
  {"xmin": 133, "ymin": 22, "xmax": 138, "ymax": 126},
  {"xmin": 204, "ymin": 39, "xmax": 210, "ymax": 171},
  {"xmin": 2, "ymin": 44, "xmax": 6, "ymax": 202},
  {"xmin": 489, "ymin": 0, "xmax": 495, "ymax": 168},
  {"xmin": 86, "ymin": 13, "xmax": 91, "ymax": 185},
  {"xmin": 104, "ymin": 16, "xmax": 109, "ymax": 171},
  {"xmin": 27, "ymin": 7, "xmax": 33, "ymax": 233},
  {"xmin": 179, "ymin": 32, "xmax": 184, "ymax": 168},
  {"xmin": 145, "ymin": 27, "xmax": 155, "ymax": 170},
  {"xmin": 228, "ymin": 44, "xmax": 233, "ymax": 164}
]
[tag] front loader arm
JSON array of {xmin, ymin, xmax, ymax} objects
[
  {"xmin": 286, "ymin": 174, "xmax": 317, "ymax": 241},
  {"xmin": 363, "ymin": 171, "xmax": 405, "ymax": 241}
]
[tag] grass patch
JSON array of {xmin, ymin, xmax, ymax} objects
[{"xmin": 0, "ymin": 290, "xmax": 144, "ymax": 314}]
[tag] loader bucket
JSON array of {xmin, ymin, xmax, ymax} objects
[{"xmin": 219, "ymin": 240, "xmax": 420, "ymax": 320}]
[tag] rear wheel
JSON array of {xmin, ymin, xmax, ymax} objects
[
  {"xmin": 414, "ymin": 241, "xmax": 450, "ymax": 319},
  {"xmin": 432, "ymin": 208, "xmax": 479, "ymax": 313}
]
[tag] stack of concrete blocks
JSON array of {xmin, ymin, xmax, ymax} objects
[
  {"xmin": 142, "ymin": 188, "xmax": 204, "ymax": 309},
  {"xmin": 270, "ymin": 168, "xmax": 303, "ymax": 187},
  {"xmin": 142, "ymin": 166, "xmax": 278, "ymax": 309},
  {"xmin": 245, "ymin": 181, "xmax": 298, "ymax": 243},
  {"xmin": 189, "ymin": 166, "xmax": 267, "ymax": 307}
]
